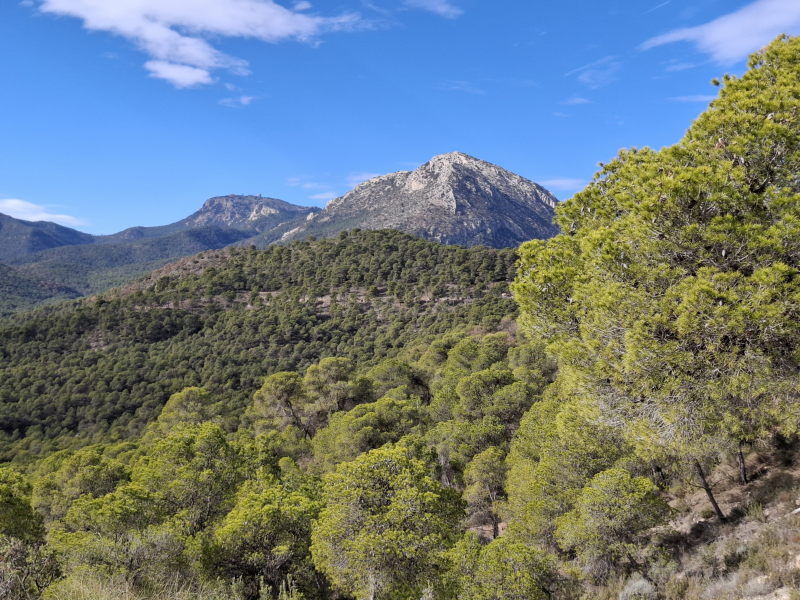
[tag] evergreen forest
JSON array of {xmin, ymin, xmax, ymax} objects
[{"xmin": 2, "ymin": 35, "xmax": 800, "ymax": 600}]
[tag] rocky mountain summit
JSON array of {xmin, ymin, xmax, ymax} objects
[
  {"xmin": 101, "ymin": 195, "xmax": 318, "ymax": 243},
  {"xmin": 182, "ymin": 195, "xmax": 316, "ymax": 230},
  {"xmin": 285, "ymin": 152, "xmax": 559, "ymax": 248}
]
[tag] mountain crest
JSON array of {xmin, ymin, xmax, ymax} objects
[
  {"xmin": 293, "ymin": 152, "xmax": 559, "ymax": 247},
  {"xmin": 187, "ymin": 195, "xmax": 315, "ymax": 229}
]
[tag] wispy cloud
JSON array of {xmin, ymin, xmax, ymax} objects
[
  {"xmin": 437, "ymin": 80, "xmax": 486, "ymax": 95},
  {"xmin": 309, "ymin": 191, "xmax": 338, "ymax": 202},
  {"xmin": 33, "ymin": 0, "xmax": 360, "ymax": 88},
  {"xmin": 561, "ymin": 96, "xmax": 591, "ymax": 105},
  {"xmin": 539, "ymin": 178, "xmax": 585, "ymax": 192},
  {"xmin": 0, "ymin": 199, "xmax": 86, "ymax": 227},
  {"xmin": 641, "ymin": 1, "xmax": 671, "ymax": 16},
  {"xmin": 287, "ymin": 177, "xmax": 331, "ymax": 191},
  {"xmin": 565, "ymin": 55, "xmax": 621, "ymax": 89},
  {"xmin": 642, "ymin": 0, "xmax": 800, "ymax": 64},
  {"xmin": 146, "ymin": 61, "xmax": 213, "ymax": 88},
  {"xmin": 669, "ymin": 94, "xmax": 716, "ymax": 103},
  {"xmin": 663, "ymin": 60, "xmax": 696, "ymax": 72},
  {"xmin": 403, "ymin": 0, "xmax": 462, "ymax": 19},
  {"xmin": 219, "ymin": 95, "xmax": 257, "ymax": 108},
  {"xmin": 347, "ymin": 172, "xmax": 382, "ymax": 187}
]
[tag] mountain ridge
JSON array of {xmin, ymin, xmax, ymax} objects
[
  {"xmin": 0, "ymin": 212, "xmax": 95, "ymax": 263},
  {"xmin": 0, "ymin": 195, "xmax": 319, "ymax": 314},
  {"xmin": 98, "ymin": 195, "xmax": 319, "ymax": 243},
  {"xmin": 0, "ymin": 154, "xmax": 559, "ymax": 314}
]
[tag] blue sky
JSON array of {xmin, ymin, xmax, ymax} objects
[{"xmin": 1, "ymin": 0, "xmax": 799, "ymax": 234}]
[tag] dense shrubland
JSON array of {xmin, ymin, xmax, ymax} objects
[{"xmin": 2, "ymin": 35, "xmax": 800, "ymax": 600}]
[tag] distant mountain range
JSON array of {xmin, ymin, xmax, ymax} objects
[
  {"xmin": 0, "ymin": 196, "xmax": 318, "ymax": 314},
  {"xmin": 0, "ymin": 153, "xmax": 559, "ymax": 314}
]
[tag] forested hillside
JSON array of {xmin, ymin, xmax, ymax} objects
[
  {"xmin": 0, "ymin": 264, "xmax": 80, "ymax": 315},
  {"xmin": 1, "ymin": 35, "xmax": 800, "ymax": 600},
  {"xmin": 0, "ymin": 213, "xmax": 94, "ymax": 263},
  {"xmin": 0, "ymin": 229, "xmax": 516, "ymax": 462}
]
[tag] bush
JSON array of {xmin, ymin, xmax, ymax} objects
[{"xmin": 555, "ymin": 469, "xmax": 670, "ymax": 578}]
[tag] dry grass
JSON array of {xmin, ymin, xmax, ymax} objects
[{"xmin": 42, "ymin": 568, "xmax": 246, "ymax": 600}]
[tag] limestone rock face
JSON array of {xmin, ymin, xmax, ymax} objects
[
  {"xmin": 181, "ymin": 195, "xmax": 316, "ymax": 231},
  {"xmin": 101, "ymin": 195, "xmax": 320, "ymax": 244},
  {"xmin": 288, "ymin": 152, "xmax": 559, "ymax": 248}
]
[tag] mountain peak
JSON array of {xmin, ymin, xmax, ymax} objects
[
  {"xmin": 426, "ymin": 151, "xmax": 486, "ymax": 167},
  {"xmin": 287, "ymin": 153, "xmax": 559, "ymax": 248},
  {"xmin": 185, "ymin": 195, "xmax": 318, "ymax": 230}
]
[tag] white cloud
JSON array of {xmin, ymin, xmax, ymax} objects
[
  {"xmin": 219, "ymin": 95, "xmax": 256, "ymax": 107},
  {"xmin": 539, "ymin": 178, "xmax": 585, "ymax": 192},
  {"xmin": 0, "ymin": 199, "xmax": 86, "ymax": 227},
  {"xmin": 663, "ymin": 61, "xmax": 696, "ymax": 72},
  {"xmin": 565, "ymin": 55, "xmax": 621, "ymax": 89},
  {"xmin": 347, "ymin": 172, "xmax": 381, "ymax": 187},
  {"xmin": 642, "ymin": 0, "xmax": 800, "ymax": 64},
  {"xmin": 404, "ymin": 0, "xmax": 462, "ymax": 18},
  {"xmin": 561, "ymin": 96, "xmax": 591, "ymax": 105},
  {"xmin": 293, "ymin": 1, "xmax": 312, "ymax": 10},
  {"xmin": 669, "ymin": 94, "xmax": 717, "ymax": 103},
  {"xmin": 35, "ymin": 0, "xmax": 360, "ymax": 87},
  {"xmin": 309, "ymin": 192, "xmax": 338, "ymax": 201},
  {"xmin": 145, "ymin": 60, "xmax": 213, "ymax": 87}
]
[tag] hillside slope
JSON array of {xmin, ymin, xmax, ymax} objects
[
  {"xmin": 0, "ymin": 229, "xmax": 516, "ymax": 460},
  {"xmin": 0, "ymin": 263, "xmax": 80, "ymax": 315},
  {"xmin": 0, "ymin": 213, "xmax": 93, "ymax": 262}
]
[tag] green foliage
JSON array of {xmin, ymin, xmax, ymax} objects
[
  {"xmin": 0, "ymin": 467, "xmax": 44, "ymax": 542},
  {"xmin": 301, "ymin": 357, "xmax": 372, "ymax": 434},
  {"xmin": 208, "ymin": 472, "xmax": 322, "ymax": 599},
  {"xmin": 0, "ymin": 230, "xmax": 516, "ymax": 461},
  {"xmin": 422, "ymin": 331, "xmax": 547, "ymax": 490},
  {"xmin": 31, "ymin": 445, "xmax": 129, "ymax": 523},
  {"xmin": 5, "ymin": 35, "xmax": 800, "ymax": 600},
  {"xmin": 248, "ymin": 372, "xmax": 310, "ymax": 437},
  {"xmin": 311, "ymin": 444, "xmax": 464, "ymax": 600},
  {"xmin": 50, "ymin": 423, "xmax": 242, "ymax": 587},
  {"xmin": 463, "ymin": 446, "xmax": 507, "ymax": 536},
  {"xmin": 504, "ymin": 386, "xmax": 630, "ymax": 546},
  {"xmin": 445, "ymin": 533, "xmax": 556, "ymax": 600},
  {"xmin": 311, "ymin": 389, "xmax": 425, "ymax": 471},
  {"xmin": 0, "ymin": 263, "xmax": 79, "ymax": 317},
  {"xmin": 130, "ymin": 422, "xmax": 242, "ymax": 533},
  {"xmin": 365, "ymin": 359, "xmax": 427, "ymax": 400},
  {"xmin": 143, "ymin": 387, "xmax": 220, "ymax": 441},
  {"xmin": 512, "ymin": 34, "xmax": 800, "ymax": 516},
  {"xmin": 554, "ymin": 469, "xmax": 669, "ymax": 576}
]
